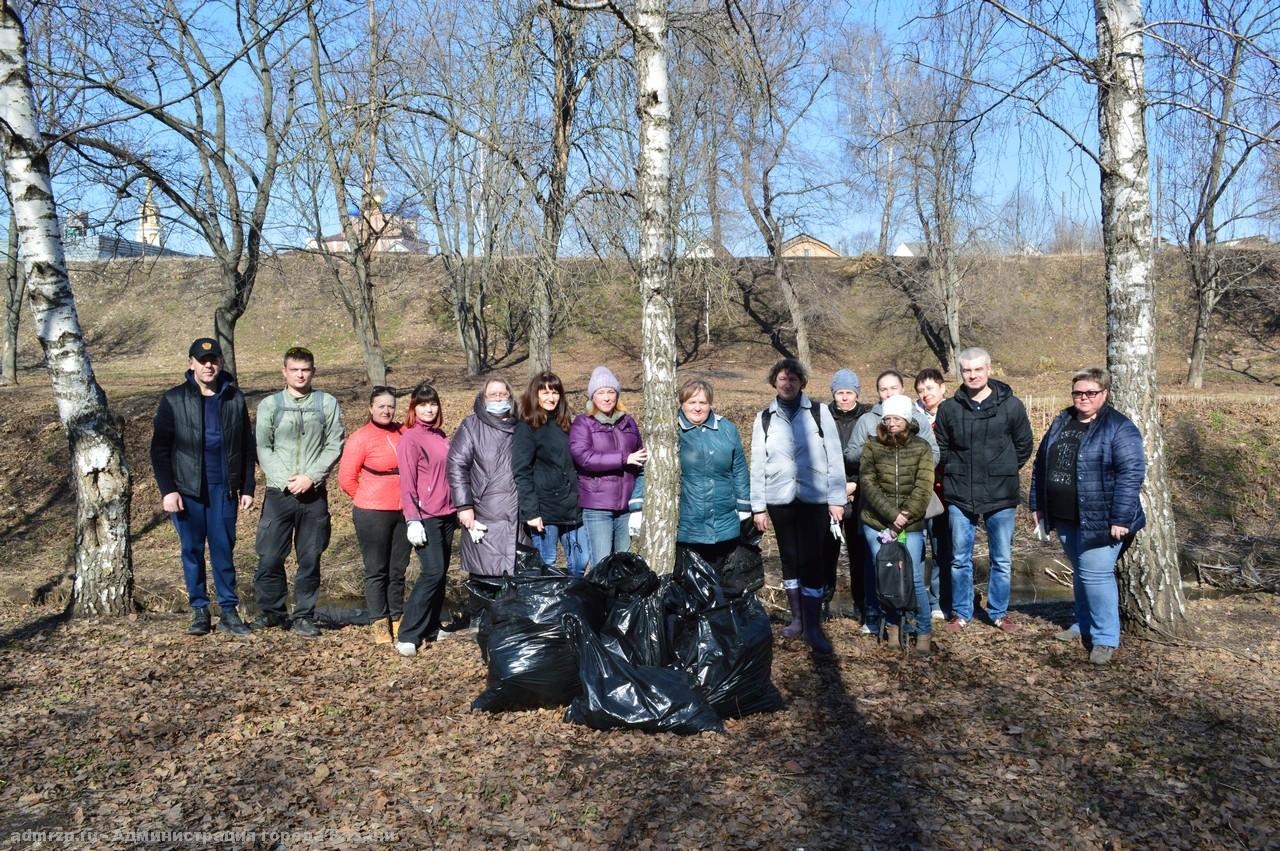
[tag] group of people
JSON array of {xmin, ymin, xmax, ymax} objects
[{"xmin": 151, "ymin": 339, "xmax": 1146, "ymax": 667}]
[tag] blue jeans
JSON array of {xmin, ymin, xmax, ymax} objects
[
  {"xmin": 1055, "ymin": 520, "xmax": 1123, "ymax": 649},
  {"xmin": 173, "ymin": 482, "xmax": 240, "ymax": 610},
  {"xmin": 863, "ymin": 526, "xmax": 931, "ymax": 634},
  {"xmin": 948, "ymin": 504, "xmax": 1015, "ymax": 623},
  {"xmin": 532, "ymin": 523, "xmax": 591, "ymax": 576},
  {"xmin": 582, "ymin": 508, "xmax": 630, "ymax": 567}
]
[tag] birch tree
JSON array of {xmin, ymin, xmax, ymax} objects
[
  {"xmin": 0, "ymin": 0, "xmax": 133, "ymax": 615},
  {"xmin": 561, "ymin": 0, "xmax": 676, "ymax": 571},
  {"xmin": 984, "ymin": 0, "xmax": 1186, "ymax": 635}
]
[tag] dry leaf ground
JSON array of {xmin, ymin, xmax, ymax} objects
[{"xmin": 1, "ymin": 591, "xmax": 1277, "ymax": 850}]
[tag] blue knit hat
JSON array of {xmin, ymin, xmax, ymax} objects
[{"xmin": 831, "ymin": 368, "xmax": 861, "ymax": 395}]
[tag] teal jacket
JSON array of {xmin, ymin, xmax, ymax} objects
[
  {"xmin": 255, "ymin": 389, "xmax": 345, "ymax": 490},
  {"xmin": 635, "ymin": 411, "xmax": 750, "ymax": 545}
]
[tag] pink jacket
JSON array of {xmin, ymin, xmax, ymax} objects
[{"xmin": 396, "ymin": 421, "xmax": 456, "ymax": 520}]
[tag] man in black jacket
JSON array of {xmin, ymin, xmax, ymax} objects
[
  {"xmin": 150, "ymin": 338, "xmax": 256, "ymax": 636},
  {"xmin": 936, "ymin": 347, "xmax": 1033, "ymax": 634}
]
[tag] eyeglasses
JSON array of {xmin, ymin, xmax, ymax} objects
[
  {"xmin": 1071, "ymin": 389, "xmax": 1105, "ymax": 399},
  {"xmin": 284, "ymin": 346, "xmax": 313, "ymax": 360},
  {"xmin": 372, "ymin": 385, "xmax": 398, "ymax": 396}
]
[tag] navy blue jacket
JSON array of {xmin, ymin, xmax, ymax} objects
[{"xmin": 1029, "ymin": 404, "xmax": 1146, "ymax": 549}]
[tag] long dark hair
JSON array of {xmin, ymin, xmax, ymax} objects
[
  {"xmin": 520, "ymin": 371, "xmax": 571, "ymax": 431},
  {"xmin": 403, "ymin": 381, "xmax": 443, "ymax": 429}
]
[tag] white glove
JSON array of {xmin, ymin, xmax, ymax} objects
[
  {"xmin": 829, "ymin": 517, "xmax": 845, "ymax": 544},
  {"xmin": 737, "ymin": 510, "xmax": 752, "ymax": 522},
  {"xmin": 628, "ymin": 511, "xmax": 643, "ymax": 537},
  {"xmin": 468, "ymin": 521, "xmax": 488, "ymax": 544},
  {"xmin": 406, "ymin": 520, "xmax": 427, "ymax": 548}
]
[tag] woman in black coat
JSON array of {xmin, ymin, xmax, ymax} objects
[{"xmin": 512, "ymin": 372, "xmax": 589, "ymax": 575}]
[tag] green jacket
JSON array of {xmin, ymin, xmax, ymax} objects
[
  {"xmin": 255, "ymin": 389, "xmax": 345, "ymax": 490},
  {"xmin": 858, "ymin": 435, "xmax": 935, "ymax": 533}
]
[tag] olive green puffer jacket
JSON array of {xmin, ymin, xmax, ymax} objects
[{"xmin": 858, "ymin": 434, "xmax": 936, "ymax": 533}]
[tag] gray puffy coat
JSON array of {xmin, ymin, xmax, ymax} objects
[{"xmin": 447, "ymin": 394, "xmax": 529, "ymax": 576}]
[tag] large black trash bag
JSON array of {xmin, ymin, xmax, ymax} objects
[
  {"xmin": 469, "ymin": 567, "xmax": 607, "ymax": 713},
  {"xmin": 719, "ymin": 521, "xmax": 766, "ymax": 598},
  {"xmin": 598, "ymin": 576, "xmax": 670, "ymax": 667},
  {"xmin": 470, "ymin": 548, "xmax": 562, "ymax": 662},
  {"xmin": 586, "ymin": 552, "xmax": 660, "ymax": 599},
  {"xmin": 563, "ymin": 614, "xmax": 724, "ymax": 735},
  {"xmin": 665, "ymin": 551, "xmax": 783, "ymax": 719}
]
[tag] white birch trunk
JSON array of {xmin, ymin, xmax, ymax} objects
[
  {"xmin": 633, "ymin": 0, "xmax": 678, "ymax": 573},
  {"xmin": 0, "ymin": 0, "xmax": 133, "ymax": 616},
  {"xmin": 1095, "ymin": 0, "xmax": 1186, "ymax": 636}
]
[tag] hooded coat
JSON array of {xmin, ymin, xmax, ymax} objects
[
  {"xmin": 935, "ymin": 378, "xmax": 1034, "ymax": 514},
  {"xmin": 447, "ymin": 394, "xmax": 528, "ymax": 576}
]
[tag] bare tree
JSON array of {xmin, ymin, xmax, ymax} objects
[
  {"xmin": 0, "ymin": 0, "xmax": 133, "ymax": 615},
  {"xmin": 1, "ymin": 206, "xmax": 19, "ymax": 385},
  {"xmin": 1149, "ymin": 0, "xmax": 1280, "ymax": 387},
  {"xmin": 39, "ymin": 0, "xmax": 305, "ymax": 375}
]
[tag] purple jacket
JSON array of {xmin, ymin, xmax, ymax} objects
[{"xmin": 569, "ymin": 411, "xmax": 644, "ymax": 511}]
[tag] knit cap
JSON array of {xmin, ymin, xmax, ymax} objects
[
  {"xmin": 881, "ymin": 393, "xmax": 914, "ymax": 422},
  {"xmin": 587, "ymin": 366, "xmax": 621, "ymax": 398},
  {"xmin": 831, "ymin": 369, "xmax": 860, "ymax": 395}
]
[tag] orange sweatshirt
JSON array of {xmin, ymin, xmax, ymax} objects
[{"xmin": 338, "ymin": 422, "xmax": 404, "ymax": 510}]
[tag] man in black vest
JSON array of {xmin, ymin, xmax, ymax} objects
[{"xmin": 150, "ymin": 338, "xmax": 256, "ymax": 636}]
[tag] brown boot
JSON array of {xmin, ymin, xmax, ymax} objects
[
  {"xmin": 883, "ymin": 623, "xmax": 900, "ymax": 649},
  {"xmin": 390, "ymin": 619, "xmax": 401, "ymax": 641},
  {"xmin": 915, "ymin": 632, "xmax": 931, "ymax": 655},
  {"xmin": 371, "ymin": 619, "xmax": 393, "ymax": 644}
]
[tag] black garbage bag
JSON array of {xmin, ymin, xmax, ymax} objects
[
  {"xmin": 667, "ymin": 549, "xmax": 727, "ymax": 615},
  {"xmin": 469, "ymin": 548, "xmax": 564, "ymax": 662},
  {"xmin": 563, "ymin": 614, "xmax": 724, "ymax": 735},
  {"xmin": 586, "ymin": 552, "xmax": 660, "ymax": 599},
  {"xmin": 668, "ymin": 594, "xmax": 784, "ymax": 719},
  {"xmin": 719, "ymin": 523, "xmax": 765, "ymax": 598},
  {"xmin": 598, "ymin": 576, "xmax": 669, "ymax": 667},
  {"xmin": 469, "ymin": 572, "xmax": 608, "ymax": 712}
]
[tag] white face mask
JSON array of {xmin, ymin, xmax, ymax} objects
[{"xmin": 485, "ymin": 399, "xmax": 511, "ymax": 416}]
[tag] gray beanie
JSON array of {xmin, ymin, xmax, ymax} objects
[
  {"xmin": 831, "ymin": 369, "xmax": 861, "ymax": 395},
  {"xmin": 587, "ymin": 366, "xmax": 621, "ymax": 398}
]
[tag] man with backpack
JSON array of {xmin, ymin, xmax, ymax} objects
[{"xmin": 252, "ymin": 346, "xmax": 345, "ymax": 637}]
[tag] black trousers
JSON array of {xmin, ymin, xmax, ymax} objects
[
  {"xmin": 352, "ymin": 507, "xmax": 412, "ymax": 621},
  {"xmin": 397, "ymin": 515, "xmax": 458, "ymax": 646},
  {"xmin": 821, "ymin": 496, "xmax": 867, "ymax": 610},
  {"xmin": 254, "ymin": 487, "xmax": 331, "ymax": 621},
  {"xmin": 767, "ymin": 500, "xmax": 829, "ymax": 590}
]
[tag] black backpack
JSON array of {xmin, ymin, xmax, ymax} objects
[{"xmin": 874, "ymin": 538, "xmax": 915, "ymax": 612}]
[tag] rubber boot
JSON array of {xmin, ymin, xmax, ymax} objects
[
  {"xmin": 782, "ymin": 588, "xmax": 803, "ymax": 638},
  {"xmin": 800, "ymin": 593, "xmax": 833, "ymax": 655}
]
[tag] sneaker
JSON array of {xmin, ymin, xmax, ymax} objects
[
  {"xmin": 290, "ymin": 617, "xmax": 321, "ymax": 638},
  {"xmin": 1054, "ymin": 623, "xmax": 1082, "ymax": 642},
  {"xmin": 1089, "ymin": 645, "xmax": 1116, "ymax": 665},
  {"xmin": 930, "ymin": 608, "xmax": 945, "ymax": 622},
  {"xmin": 858, "ymin": 623, "xmax": 873, "ymax": 636},
  {"xmin": 394, "ymin": 641, "xmax": 417, "ymax": 658},
  {"xmin": 250, "ymin": 613, "xmax": 289, "ymax": 631},
  {"xmin": 187, "ymin": 607, "xmax": 211, "ymax": 636},
  {"xmin": 217, "ymin": 607, "xmax": 251, "ymax": 637},
  {"xmin": 943, "ymin": 617, "xmax": 967, "ymax": 634},
  {"xmin": 993, "ymin": 616, "xmax": 1021, "ymax": 634}
]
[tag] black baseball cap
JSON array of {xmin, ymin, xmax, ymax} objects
[{"xmin": 189, "ymin": 338, "xmax": 223, "ymax": 359}]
